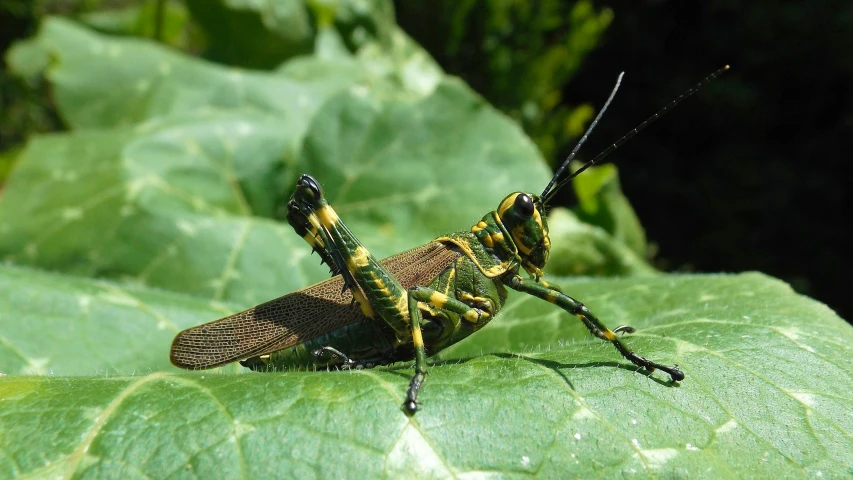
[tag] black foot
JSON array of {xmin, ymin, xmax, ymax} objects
[
  {"xmin": 312, "ymin": 346, "xmax": 355, "ymax": 367},
  {"xmin": 614, "ymin": 324, "xmax": 636, "ymax": 335},
  {"xmin": 403, "ymin": 371, "xmax": 426, "ymax": 415},
  {"xmin": 626, "ymin": 352, "xmax": 684, "ymax": 382},
  {"xmin": 403, "ymin": 399, "xmax": 418, "ymax": 414},
  {"xmin": 663, "ymin": 364, "xmax": 684, "ymax": 382}
]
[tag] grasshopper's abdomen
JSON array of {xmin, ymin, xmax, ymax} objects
[{"xmin": 243, "ymin": 320, "xmax": 397, "ymax": 370}]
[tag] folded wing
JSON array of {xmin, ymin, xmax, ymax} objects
[{"xmin": 170, "ymin": 242, "xmax": 461, "ymax": 369}]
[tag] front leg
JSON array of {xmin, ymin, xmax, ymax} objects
[
  {"xmin": 403, "ymin": 286, "xmax": 490, "ymax": 413},
  {"xmin": 507, "ymin": 275, "xmax": 684, "ymax": 382}
]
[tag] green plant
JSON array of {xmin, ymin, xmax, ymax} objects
[
  {"xmin": 0, "ymin": 9, "xmax": 850, "ymax": 479},
  {"xmin": 395, "ymin": 0, "xmax": 613, "ymax": 162}
]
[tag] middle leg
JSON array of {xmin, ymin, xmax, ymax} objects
[{"xmin": 403, "ymin": 286, "xmax": 489, "ymax": 413}]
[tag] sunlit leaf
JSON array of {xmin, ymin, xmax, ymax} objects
[{"xmin": 1, "ymin": 272, "xmax": 850, "ymax": 478}]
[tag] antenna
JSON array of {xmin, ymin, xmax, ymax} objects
[
  {"xmin": 542, "ymin": 65, "xmax": 730, "ymax": 205},
  {"xmin": 541, "ymin": 72, "xmax": 624, "ymax": 199}
]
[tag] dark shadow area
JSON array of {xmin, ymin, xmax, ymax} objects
[
  {"xmin": 396, "ymin": 0, "xmax": 852, "ymax": 323},
  {"xmin": 380, "ymin": 351, "xmax": 679, "ymax": 388},
  {"xmin": 558, "ymin": 2, "xmax": 853, "ymax": 323},
  {"xmin": 487, "ymin": 352, "xmax": 678, "ymax": 388}
]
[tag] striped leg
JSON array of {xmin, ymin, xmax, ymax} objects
[
  {"xmin": 289, "ymin": 174, "xmax": 414, "ymax": 336},
  {"xmin": 507, "ymin": 275, "xmax": 684, "ymax": 382},
  {"xmin": 403, "ymin": 286, "xmax": 490, "ymax": 413}
]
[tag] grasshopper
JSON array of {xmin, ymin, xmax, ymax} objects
[{"xmin": 171, "ymin": 66, "xmax": 728, "ymax": 413}]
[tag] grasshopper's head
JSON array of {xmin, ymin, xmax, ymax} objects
[{"xmin": 497, "ymin": 192, "xmax": 551, "ymax": 277}]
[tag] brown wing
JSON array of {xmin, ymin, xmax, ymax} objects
[{"xmin": 169, "ymin": 242, "xmax": 461, "ymax": 369}]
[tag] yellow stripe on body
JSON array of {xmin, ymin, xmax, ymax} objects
[
  {"xmin": 428, "ymin": 292, "xmax": 448, "ymax": 309},
  {"xmin": 443, "ymin": 268, "xmax": 455, "ymax": 296},
  {"xmin": 305, "ymin": 212, "xmax": 325, "ymax": 236},
  {"xmin": 369, "ymin": 272, "xmax": 392, "ymax": 298},
  {"xmin": 396, "ymin": 294, "xmax": 410, "ymax": 322},
  {"xmin": 546, "ymin": 290, "xmax": 559, "ymax": 304},
  {"xmin": 435, "ymin": 236, "xmax": 511, "ymax": 279},
  {"xmin": 411, "ymin": 319, "xmax": 425, "ymax": 348},
  {"xmin": 513, "ymin": 225, "xmax": 533, "ymax": 255},
  {"xmin": 302, "ymin": 232, "xmax": 324, "ymax": 249},
  {"xmin": 471, "ymin": 221, "xmax": 488, "ymax": 234},
  {"xmin": 347, "ymin": 245, "xmax": 371, "ymax": 271},
  {"xmin": 459, "ymin": 292, "xmax": 491, "ymax": 307},
  {"xmin": 505, "ymin": 198, "xmax": 543, "ymax": 256},
  {"xmin": 482, "ymin": 234, "xmax": 494, "ymax": 248},
  {"xmin": 485, "ymin": 264, "xmax": 507, "ymax": 277},
  {"xmin": 316, "ymin": 204, "xmax": 340, "ymax": 227},
  {"xmin": 497, "ymin": 194, "xmax": 519, "ymax": 217},
  {"xmin": 463, "ymin": 309, "xmax": 489, "ymax": 324},
  {"xmin": 351, "ymin": 287, "xmax": 375, "ymax": 317},
  {"xmin": 481, "ymin": 231, "xmax": 503, "ymax": 249}
]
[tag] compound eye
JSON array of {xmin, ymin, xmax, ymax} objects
[{"xmin": 515, "ymin": 193, "xmax": 535, "ymax": 217}]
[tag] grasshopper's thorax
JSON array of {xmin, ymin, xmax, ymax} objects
[{"xmin": 470, "ymin": 192, "xmax": 551, "ymax": 279}]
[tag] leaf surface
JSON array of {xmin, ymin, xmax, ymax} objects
[
  {"xmin": 4, "ymin": 17, "xmax": 843, "ymax": 480},
  {"xmin": 1, "ymin": 271, "xmax": 850, "ymax": 479}
]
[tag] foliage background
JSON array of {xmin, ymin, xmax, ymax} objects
[
  {"xmin": 394, "ymin": 0, "xmax": 853, "ymax": 323},
  {"xmin": 0, "ymin": 1, "xmax": 851, "ymax": 479},
  {"xmin": 2, "ymin": 0, "xmax": 851, "ymax": 321}
]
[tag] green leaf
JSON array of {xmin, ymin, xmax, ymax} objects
[
  {"xmin": 0, "ymin": 77, "xmax": 555, "ymax": 304},
  {"xmin": 546, "ymin": 207, "xmax": 656, "ymax": 277},
  {"xmin": 0, "ymin": 113, "xmax": 328, "ymax": 306},
  {"xmin": 1, "ymin": 272, "xmax": 850, "ymax": 478},
  {"xmin": 0, "ymin": 264, "xmax": 239, "ymax": 376},
  {"xmin": 572, "ymin": 163, "xmax": 648, "ymax": 258},
  {"xmin": 0, "ymin": 146, "xmax": 21, "ymax": 184},
  {"xmin": 3, "ymin": 18, "xmax": 646, "ymax": 289},
  {"xmin": 183, "ymin": 0, "xmax": 399, "ymax": 69},
  {"xmin": 184, "ymin": 0, "xmax": 315, "ymax": 69},
  {"xmin": 5, "ymin": 17, "xmax": 365, "ymax": 130},
  {"xmin": 395, "ymin": 0, "xmax": 613, "ymax": 161},
  {"xmin": 2, "ymin": 13, "xmax": 847, "ymax": 480},
  {"xmin": 294, "ymin": 78, "xmax": 549, "ymax": 257},
  {"xmin": 78, "ymin": 1, "xmax": 191, "ymax": 47}
]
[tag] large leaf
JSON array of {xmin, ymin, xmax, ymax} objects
[
  {"xmin": 0, "ymin": 113, "xmax": 325, "ymax": 307},
  {"xmin": 546, "ymin": 207, "xmax": 656, "ymax": 277},
  {"xmin": 1, "ymin": 271, "xmax": 850, "ymax": 478},
  {"xmin": 79, "ymin": 1, "xmax": 191, "ymax": 48},
  {"xmin": 572, "ymin": 162, "xmax": 648, "ymax": 258},
  {"xmin": 2, "ymin": 12, "xmax": 848, "ymax": 480},
  {"xmin": 0, "ymin": 79, "xmax": 553, "ymax": 304},
  {"xmin": 184, "ymin": 0, "xmax": 316, "ymax": 68},
  {"xmin": 1, "ymin": 19, "xmax": 649, "ymax": 306},
  {"xmin": 184, "ymin": 0, "xmax": 399, "ymax": 69},
  {"xmin": 4, "ymin": 17, "xmax": 366, "ymax": 131},
  {"xmin": 0, "ymin": 264, "xmax": 238, "ymax": 376}
]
